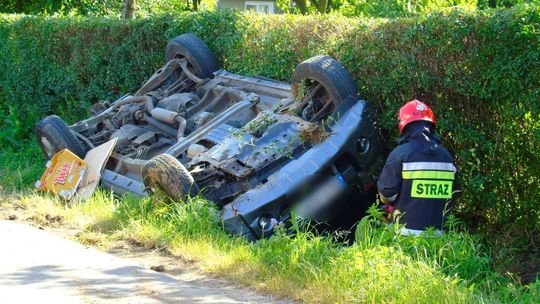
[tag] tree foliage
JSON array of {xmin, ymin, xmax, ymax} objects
[
  {"xmin": 0, "ymin": 0, "xmax": 120, "ymax": 16},
  {"xmin": 1, "ymin": 0, "xmax": 538, "ymax": 17},
  {"xmin": 0, "ymin": 0, "xmax": 199, "ymax": 16},
  {"xmin": 284, "ymin": 0, "xmax": 539, "ymax": 15}
]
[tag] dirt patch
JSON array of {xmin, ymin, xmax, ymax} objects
[
  {"xmin": 105, "ymin": 240, "xmax": 294, "ymax": 303},
  {"xmin": 45, "ymin": 214, "xmax": 64, "ymax": 223},
  {"xmin": 28, "ymin": 213, "xmax": 64, "ymax": 227},
  {"xmin": 126, "ymin": 237, "xmax": 149, "ymax": 248},
  {"xmin": 509, "ymin": 252, "xmax": 540, "ymax": 284},
  {"xmin": 0, "ymin": 196, "xmax": 295, "ymax": 303}
]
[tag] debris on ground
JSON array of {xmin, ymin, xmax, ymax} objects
[
  {"xmin": 35, "ymin": 139, "xmax": 117, "ymax": 201},
  {"xmin": 150, "ymin": 265, "xmax": 165, "ymax": 272},
  {"xmin": 35, "ymin": 149, "xmax": 87, "ymax": 200}
]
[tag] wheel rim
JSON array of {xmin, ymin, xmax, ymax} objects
[
  {"xmin": 165, "ymin": 53, "xmax": 197, "ymax": 91},
  {"xmin": 297, "ymin": 80, "xmax": 338, "ymax": 122},
  {"xmin": 40, "ymin": 136, "xmax": 55, "ymax": 158}
]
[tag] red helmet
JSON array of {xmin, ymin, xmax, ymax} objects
[{"xmin": 398, "ymin": 99, "xmax": 436, "ymax": 133}]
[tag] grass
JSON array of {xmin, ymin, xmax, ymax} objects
[
  {"xmin": 0, "ymin": 147, "xmax": 538, "ymax": 303},
  {"xmin": 0, "ymin": 143, "xmax": 44, "ymax": 191},
  {"xmin": 1, "ymin": 191, "xmax": 538, "ymax": 303}
]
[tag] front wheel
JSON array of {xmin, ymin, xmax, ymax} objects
[
  {"xmin": 291, "ymin": 55, "xmax": 358, "ymax": 122},
  {"xmin": 142, "ymin": 154, "xmax": 199, "ymax": 201},
  {"xmin": 35, "ymin": 115, "xmax": 86, "ymax": 159}
]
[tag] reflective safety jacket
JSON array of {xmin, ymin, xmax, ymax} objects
[{"xmin": 377, "ymin": 122, "xmax": 458, "ymax": 230}]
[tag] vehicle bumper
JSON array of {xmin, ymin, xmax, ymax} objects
[{"xmin": 221, "ymin": 99, "xmax": 385, "ymax": 240}]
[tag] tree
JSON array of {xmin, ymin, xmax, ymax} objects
[
  {"xmin": 293, "ymin": 0, "xmax": 330, "ymax": 14},
  {"xmin": 186, "ymin": 0, "xmax": 201, "ymax": 11},
  {"xmin": 15, "ymin": 0, "xmax": 24, "ymax": 12},
  {"xmin": 294, "ymin": 0, "xmax": 309, "ymax": 14},
  {"xmin": 121, "ymin": 0, "xmax": 136, "ymax": 19},
  {"xmin": 311, "ymin": 0, "xmax": 329, "ymax": 13}
]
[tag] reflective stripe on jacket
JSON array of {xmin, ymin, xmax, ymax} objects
[{"xmin": 377, "ymin": 121, "xmax": 458, "ymax": 230}]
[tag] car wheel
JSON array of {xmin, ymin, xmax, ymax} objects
[
  {"xmin": 35, "ymin": 115, "xmax": 86, "ymax": 159},
  {"xmin": 142, "ymin": 154, "xmax": 199, "ymax": 201},
  {"xmin": 291, "ymin": 55, "xmax": 358, "ymax": 122},
  {"xmin": 165, "ymin": 33, "xmax": 219, "ymax": 79}
]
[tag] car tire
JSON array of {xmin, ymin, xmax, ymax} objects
[
  {"xmin": 291, "ymin": 55, "xmax": 358, "ymax": 122},
  {"xmin": 165, "ymin": 33, "xmax": 219, "ymax": 79},
  {"xmin": 35, "ymin": 115, "xmax": 86, "ymax": 159},
  {"xmin": 142, "ymin": 154, "xmax": 199, "ymax": 201}
]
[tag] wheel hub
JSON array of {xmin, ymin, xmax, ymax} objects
[{"xmin": 40, "ymin": 137, "xmax": 55, "ymax": 158}]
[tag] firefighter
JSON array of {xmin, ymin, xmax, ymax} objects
[{"xmin": 377, "ymin": 100, "xmax": 458, "ymax": 235}]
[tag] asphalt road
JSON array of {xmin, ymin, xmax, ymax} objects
[{"xmin": 0, "ymin": 220, "xmax": 276, "ymax": 303}]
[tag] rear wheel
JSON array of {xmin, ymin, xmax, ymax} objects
[
  {"xmin": 291, "ymin": 55, "xmax": 358, "ymax": 122},
  {"xmin": 165, "ymin": 33, "xmax": 219, "ymax": 79},
  {"xmin": 35, "ymin": 115, "xmax": 86, "ymax": 159},
  {"xmin": 142, "ymin": 154, "xmax": 199, "ymax": 201}
]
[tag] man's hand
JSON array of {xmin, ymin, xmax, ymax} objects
[{"xmin": 377, "ymin": 193, "xmax": 395, "ymax": 223}]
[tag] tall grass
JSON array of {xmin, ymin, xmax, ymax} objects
[
  {"xmin": 5, "ymin": 189, "xmax": 531, "ymax": 303},
  {"xmin": 0, "ymin": 143, "xmax": 44, "ymax": 191}
]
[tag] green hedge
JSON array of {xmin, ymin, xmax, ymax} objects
[{"xmin": 0, "ymin": 7, "xmax": 538, "ymax": 241}]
